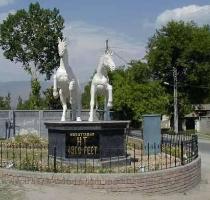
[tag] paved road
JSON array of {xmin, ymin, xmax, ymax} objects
[
  {"xmin": 198, "ymin": 138, "xmax": 210, "ymax": 153},
  {"xmin": 1, "ymin": 139, "xmax": 210, "ymax": 200}
]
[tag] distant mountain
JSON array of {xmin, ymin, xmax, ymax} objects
[{"xmin": 0, "ymin": 81, "xmax": 88, "ymax": 109}]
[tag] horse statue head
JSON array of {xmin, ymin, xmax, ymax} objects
[
  {"xmin": 98, "ymin": 49, "xmax": 116, "ymax": 75},
  {"xmin": 58, "ymin": 37, "xmax": 67, "ymax": 57}
]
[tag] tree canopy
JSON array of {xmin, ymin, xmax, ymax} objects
[
  {"xmin": 0, "ymin": 2, "xmax": 64, "ymax": 79},
  {"xmin": 16, "ymin": 79, "xmax": 44, "ymax": 110},
  {"xmin": 110, "ymin": 61, "xmax": 169, "ymax": 123},
  {"xmin": 16, "ymin": 83, "xmax": 62, "ymax": 110},
  {"xmin": 146, "ymin": 21, "xmax": 210, "ymax": 117},
  {"xmin": 42, "ymin": 87, "xmax": 62, "ymax": 110},
  {"xmin": 0, "ymin": 93, "xmax": 11, "ymax": 110}
]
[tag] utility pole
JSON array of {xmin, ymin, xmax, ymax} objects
[{"xmin": 173, "ymin": 67, "xmax": 178, "ymax": 133}]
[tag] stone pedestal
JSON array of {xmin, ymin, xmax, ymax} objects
[{"xmin": 44, "ymin": 121, "xmax": 130, "ymax": 165}]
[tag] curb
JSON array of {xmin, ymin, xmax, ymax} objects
[{"xmin": 0, "ymin": 156, "xmax": 201, "ymax": 194}]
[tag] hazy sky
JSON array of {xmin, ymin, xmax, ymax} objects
[{"xmin": 0, "ymin": 0, "xmax": 210, "ymax": 83}]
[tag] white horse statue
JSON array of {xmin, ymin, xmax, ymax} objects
[
  {"xmin": 89, "ymin": 40, "xmax": 116, "ymax": 121},
  {"xmin": 53, "ymin": 37, "xmax": 81, "ymax": 121}
]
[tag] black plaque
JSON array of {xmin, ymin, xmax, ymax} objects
[{"xmin": 66, "ymin": 132, "xmax": 99, "ymax": 158}]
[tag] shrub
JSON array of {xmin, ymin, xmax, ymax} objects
[{"xmin": 5, "ymin": 132, "xmax": 47, "ymax": 146}]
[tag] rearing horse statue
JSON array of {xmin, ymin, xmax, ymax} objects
[
  {"xmin": 89, "ymin": 40, "xmax": 116, "ymax": 121},
  {"xmin": 53, "ymin": 37, "xmax": 81, "ymax": 121}
]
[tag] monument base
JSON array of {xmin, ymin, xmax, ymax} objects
[{"xmin": 44, "ymin": 121, "xmax": 130, "ymax": 166}]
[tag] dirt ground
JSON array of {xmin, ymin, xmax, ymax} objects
[{"xmin": 0, "ymin": 139, "xmax": 210, "ymax": 200}]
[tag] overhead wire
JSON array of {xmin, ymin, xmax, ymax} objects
[
  {"xmin": 107, "ymin": 46, "xmax": 210, "ymax": 90},
  {"xmin": 112, "ymin": 50, "xmax": 130, "ymax": 66}
]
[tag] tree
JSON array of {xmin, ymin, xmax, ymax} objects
[
  {"xmin": 126, "ymin": 61, "xmax": 151, "ymax": 83},
  {"xmin": 16, "ymin": 96, "xmax": 24, "ymax": 110},
  {"xmin": 43, "ymin": 87, "xmax": 62, "ymax": 109},
  {"xmin": 0, "ymin": 2, "xmax": 64, "ymax": 79},
  {"xmin": 110, "ymin": 61, "xmax": 169, "ymax": 125},
  {"xmin": 82, "ymin": 83, "xmax": 91, "ymax": 109},
  {"xmin": 0, "ymin": 93, "xmax": 11, "ymax": 110},
  {"xmin": 16, "ymin": 84, "xmax": 63, "ymax": 110},
  {"xmin": 146, "ymin": 21, "xmax": 210, "ymax": 117},
  {"xmin": 28, "ymin": 79, "xmax": 43, "ymax": 109},
  {"xmin": 16, "ymin": 79, "xmax": 44, "ymax": 110}
]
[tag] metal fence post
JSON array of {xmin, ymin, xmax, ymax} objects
[
  {"xmin": 192, "ymin": 134, "xmax": 198, "ymax": 159},
  {"xmin": 40, "ymin": 145, "xmax": 43, "ymax": 172},
  {"xmin": 32, "ymin": 144, "xmax": 35, "ymax": 170},
  {"xmin": 175, "ymin": 142, "xmax": 177, "ymax": 167},
  {"xmin": 189, "ymin": 140, "xmax": 191, "ymax": 163},
  {"xmin": 165, "ymin": 143, "xmax": 167, "ymax": 169},
  {"xmin": 169, "ymin": 140, "xmax": 172, "ymax": 167},
  {"xmin": 12, "ymin": 144, "xmax": 15, "ymax": 164},
  {"xmin": 47, "ymin": 144, "xmax": 50, "ymax": 170},
  {"xmin": 181, "ymin": 141, "xmax": 184, "ymax": 165},
  {"xmin": 195, "ymin": 135, "xmax": 198, "ymax": 158},
  {"xmin": 60, "ymin": 149, "xmax": 63, "ymax": 172},
  {"xmin": 77, "ymin": 155, "xmax": 79, "ymax": 173},
  {"xmin": 53, "ymin": 146, "xmax": 57, "ymax": 173},
  {"xmin": 147, "ymin": 143, "xmax": 150, "ymax": 171},
  {"xmin": 0, "ymin": 142, "xmax": 2, "ymax": 168},
  {"xmin": 134, "ymin": 144, "xmax": 136, "ymax": 173},
  {"xmin": 39, "ymin": 111, "xmax": 43, "ymax": 137},
  {"xmin": 12, "ymin": 110, "xmax": 16, "ymax": 137},
  {"xmin": 117, "ymin": 152, "xmax": 119, "ymax": 173},
  {"xmin": 26, "ymin": 144, "xmax": 28, "ymax": 169},
  {"xmin": 109, "ymin": 152, "xmax": 111, "ymax": 173},
  {"xmin": 160, "ymin": 143, "xmax": 162, "ymax": 170},
  {"xmin": 125, "ymin": 144, "xmax": 128, "ymax": 173},
  {"xmin": 19, "ymin": 143, "xmax": 21, "ymax": 169},
  {"xmin": 140, "ymin": 143, "xmax": 143, "ymax": 170},
  {"xmin": 154, "ymin": 143, "xmax": 156, "ymax": 170},
  {"xmin": 68, "ymin": 148, "xmax": 71, "ymax": 173}
]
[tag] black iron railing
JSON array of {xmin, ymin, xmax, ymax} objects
[{"xmin": 0, "ymin": 134, "xmax": 198, "ymax": 173}]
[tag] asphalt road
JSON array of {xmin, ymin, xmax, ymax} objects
[
  {"xmin": 198, "ymin": 139, "xmax": 210, "ymax": 180},
  {"xmin": 198, "ymin": 138, "xmax": 210, "ymax": 153}
]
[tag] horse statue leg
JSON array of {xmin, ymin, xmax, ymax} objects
[
  {"xmin": 59, "ymin": 89, "xmax": 67, "ymax": 121},
  {"xmin": 69, "ymin": 80, "xmax": 76, "ymax": 121},
  {"xmin": 107, "ymin": 84, "xmax": 113, "ymax": 108},
  {"xmin": 104, "ymin": 96, "xmax": 108, "ymax": 120},
  {"xmin": 53, "ymin": 74, "xmax": 59, "ymax": 98},
  {"xmin": 104, "ymin": 89, "xmax": 111, "ymax": 121},
  {"xmin": 71, "ymin": 98, "xmax": 77, "ymax": 121},
  {"xmin": 88, "ymin": 84, "xmax": 96, "ymax": 121},
  {"xmin": 76, "ymin": 88, "xmax": 82, "ymax": 121},
  {"xmin": 104, "ymin": 84, "xmax": 112, "ymax": 120}
]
